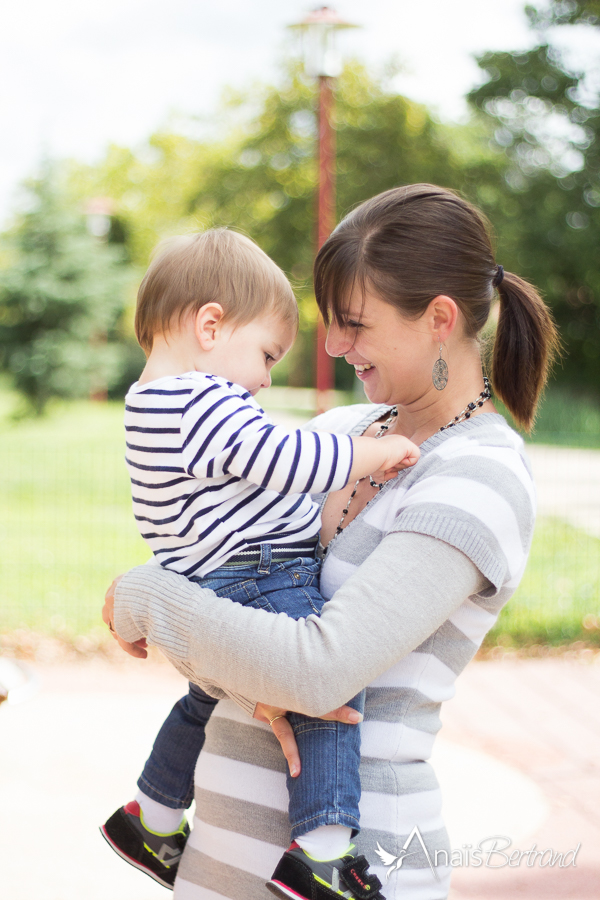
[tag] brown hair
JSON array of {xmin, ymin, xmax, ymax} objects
[
  {"xmin": 314, "ymin": 184, "xmax": 560, "ymax": 431},
  {"xmin": 135, "ymin": 228, "xmax": 298, "ymax": 353}
]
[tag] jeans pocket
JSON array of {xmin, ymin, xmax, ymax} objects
[
  {"xmin": 218, "ymin": 579, "xmax": 277, "ymax": 613},
  {"xmin": 245, "ymin": 594, "xmax": 277, "ymax": 613},
  {"xmin": 286, "ymin": 557, "xmax": 321, "ymax": 585}
]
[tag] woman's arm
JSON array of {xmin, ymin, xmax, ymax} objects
[{"xmin": 114, "ymin": 531, "xmax": 485, "ymax": 716}]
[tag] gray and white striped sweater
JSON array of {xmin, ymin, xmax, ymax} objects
[{"xmin": 115, "ymin": 405, "xmax": 536, "ymax": 900}]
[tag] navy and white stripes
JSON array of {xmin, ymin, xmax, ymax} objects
[{"xmin": 125, "ymin": 372, "xmax": 354, "ymax": 577}]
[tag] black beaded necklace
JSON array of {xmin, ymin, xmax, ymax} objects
[
  {"xmin": 438, "ymin": 377, "xmax": 491, "ymax": 432},
  {"xmin": 321, "ymin": 378, "xmax": 492, "ymax": 554}
]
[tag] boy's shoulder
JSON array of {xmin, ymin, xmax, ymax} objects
[{"xmin": 127, "ymin": 371, "xmax": 257, "ymax": 404}]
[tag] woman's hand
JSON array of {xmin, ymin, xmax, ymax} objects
[
  {"xmin": 102, "ymin": 575, "xmax": 149, "ymax": 659},
  {"xmin": 254, "ymin": 702, "xmax": 362, "ymax": 778}
]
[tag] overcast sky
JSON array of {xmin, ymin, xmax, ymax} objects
[{"xmin": 0, "ymin": 0, "xmax": 547, "ymax": 225}]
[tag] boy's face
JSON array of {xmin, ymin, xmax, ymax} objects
[{"xmin": 214, "ymin": 312, "xmax": 295, "ymax": 395}]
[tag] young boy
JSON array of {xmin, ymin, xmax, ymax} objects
[{"xmin": 100, "ymin": 229, "xmax": 419, "ymax": 897}]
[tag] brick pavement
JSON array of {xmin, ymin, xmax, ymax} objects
[
  {"xmin": 1, "ymin": 653, "xmax": 598, "ymax": 898},
  {"xmin": 443, "ymin": 656, "xmax": 600, "ymax": 898}
]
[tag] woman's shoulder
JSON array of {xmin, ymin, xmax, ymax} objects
[
  {"xmin": 417, "ymin": 413, "xmax": 533, "ymax": 484},
  {"xmin": 303, "ymin": 403, "xmax": 389, "ymax": 436},
  {"xmin": 402, "ymin": 413, "xmax": 534, "ymax": 504},
  {"xmin": 387, "ymin": 413, "xmax": 536, "ymax": 592}
]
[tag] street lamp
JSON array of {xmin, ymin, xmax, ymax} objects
[
  {"xmin": 84, "ymin": 196, "xmax": 115, "ymax": 401},
  {"xmin": 289, "ymin": 7, "xmax": 359, "ymax": 413},
  {"xmin": 84, "ymin": 196, "xmax": 114, "ymax": 241}
]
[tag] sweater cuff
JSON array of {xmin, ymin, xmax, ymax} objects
[
  {"xmin": 114, "ymin": 563, "xmax": 198, "ymax": 660},
  {"xmin": 390, "ymin": 511, "xmax": 505, "ymax": 592},
  {"xmin": 227, "ymin": 692, "xmax": 257, "ymax": 717}
]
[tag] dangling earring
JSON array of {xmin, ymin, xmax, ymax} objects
[{"xmin": 432, "ymin": 338, "xmax": 448, "ymax": 390}]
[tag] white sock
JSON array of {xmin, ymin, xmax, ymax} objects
[
  {"xmin": 135, "ymin": 790, "xmax": 186, "ymax": 834},
  {"xmin": 295, "ymin": 824, "xmax": 353, "ymax": 860}
]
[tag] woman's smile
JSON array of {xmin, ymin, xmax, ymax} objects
[
  {"xmin": 325, "ymin": 291, "xmax": 431, "ymax": 408},
  {"xmin": 353, "ymin": 363, "xmax": 374, "ymax": 379}
]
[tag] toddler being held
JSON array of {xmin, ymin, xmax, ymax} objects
[{"xmin": 101, "ymin": 229, "xmax": 419, "ymax": 898}]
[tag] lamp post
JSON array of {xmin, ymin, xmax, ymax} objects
[
  {"xmin": 84, "ymin": 197, "xmax": 114, "ymax": 401},
  {"xmin": 84, "ymin": 196, "xmax": 114, "ymax": 241},
  {"xmin": 289, "ymin": 7, "xmax": 359, "ymax": 413}
]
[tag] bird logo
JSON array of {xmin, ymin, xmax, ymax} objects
[
  {"xmin": 374, "ymin": 827, "xmax": 439, "ymax": 882},
  {"xmin": 374, "ymin": 844, "xmax": 416, "ymax": 880}
]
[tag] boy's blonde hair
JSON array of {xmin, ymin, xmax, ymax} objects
[{"xmin": 135, "ymin": 228, "xmax": 298, "ymax": 352}]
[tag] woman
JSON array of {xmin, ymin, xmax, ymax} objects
[{"xmin": 107, "ymin": 184, "xmax": 558, "ymax": 900}]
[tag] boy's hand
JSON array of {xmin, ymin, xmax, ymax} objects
[
  {"xmin": 370, "ymin": 434, "xmax": 420, "ymax": 484},
  {"xmin": 102, "ymin": 575, "xmax": 149, "ymax": 659}
]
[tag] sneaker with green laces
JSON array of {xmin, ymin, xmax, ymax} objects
[
  {"xmin": 100, "ymin": 800, "xmax": 189, "ymax": 890},
  {"xmin": 267, "ymin": 842, "xmax": 385, "ymax": 900}
]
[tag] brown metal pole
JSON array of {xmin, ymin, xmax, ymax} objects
[{"xmin": 315, "ymin": 75, "xmax": 336, "ymax": 414}]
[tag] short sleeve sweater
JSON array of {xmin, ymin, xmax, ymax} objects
[{"xmin": 314, "ymin": 405, "xmax": 535, "ymax": 606}]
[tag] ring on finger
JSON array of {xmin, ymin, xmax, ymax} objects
[{"xmin": 269, "ymin": 714, "xmax": 286, "ymax": 726}]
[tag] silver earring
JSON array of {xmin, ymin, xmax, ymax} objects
[{"xmin": 432, "ymin": 339, "xmax": 448, "ymax": 390}]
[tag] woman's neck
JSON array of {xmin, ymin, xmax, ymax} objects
[{"xmin": 388, "ymin": 355, "xmax": 495, "ymax": 445}]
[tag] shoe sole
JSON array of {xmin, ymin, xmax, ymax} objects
[
  {"xmin": 266, "ymin": 879, "xmax": 312, "ymax": 900},
  {"xmin": 99, "ymin": 825, "xmax": 175, "ymax": 891}
]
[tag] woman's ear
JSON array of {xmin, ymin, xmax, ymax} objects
[
  {"xmin": 194, "ymin": 303, "xmax": 225, "ymax": 350},
  {"xmin": 427, "ymin": 295, "xmax": 459, "ymax": 344}
]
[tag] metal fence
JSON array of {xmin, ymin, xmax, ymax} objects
[{"xmin": 0, "ymin": 413, "xmax": 599, "ymax": 645}]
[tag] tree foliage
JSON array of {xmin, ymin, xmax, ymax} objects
[
  {"xmin": 68, "ymin": 62, "xmax": 506, "ymax": 389},
  {"xmin": 469, "ymin": 1, "xmax": 600, "ymax": 387},
  {"xmin": 0, "ymin": 168, "xmax": 134, "ymax": 412}
]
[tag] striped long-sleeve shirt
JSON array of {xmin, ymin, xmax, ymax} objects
[{"xmin": 124, "ymin": 372, "xmax": 354, "ymax": 577}]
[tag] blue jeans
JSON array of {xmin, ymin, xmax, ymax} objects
[{"xmin": 138, "ymin": 545, "xmax": 363, "ymax": 839}]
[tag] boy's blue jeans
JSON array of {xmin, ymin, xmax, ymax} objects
[{"xmin": 137, "ymin": 545, "xmax": 364, "ymax": 839}]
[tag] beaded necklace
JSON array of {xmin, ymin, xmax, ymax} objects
[{"xmin": 321, "ymin": 378, "xmax": 492, "ymax": 555}]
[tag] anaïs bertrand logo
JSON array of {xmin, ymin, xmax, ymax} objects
[
  {"xmin": 375, "ymin": 826, "xmax": 439, "ymax": 882},
  {"xmin": 376, "ymin": 831, "xmax": 581, "ymax": 880}
]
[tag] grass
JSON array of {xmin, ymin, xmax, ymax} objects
[
  {"xmin": 484, "ymin": 518, "xmax": 600, "ymax": 648},
  {"xmin": 0, "ymin": 398, "xmax": 149, "ymax": 636},
  {"xmin": 497, "ymin": 385, "xmax": 600, "ymax": 449},
  {"xmin": 0, "ymin": 387, "xmax": 598, "ymax": 646}
]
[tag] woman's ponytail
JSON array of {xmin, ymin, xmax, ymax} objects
[{"xmin": 492, "ymin": 272, "xmax": 561, "ymax": 432}]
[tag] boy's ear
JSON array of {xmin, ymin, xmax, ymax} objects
[{"xmin": 194, "ymin": 303, "xmax": 225, "ymax": 349}]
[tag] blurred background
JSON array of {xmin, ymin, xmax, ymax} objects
[{"xmin": 1, "ymin": 0, "xmax": 599, "ymax": 654}]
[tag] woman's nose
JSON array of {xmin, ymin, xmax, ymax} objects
[{"xmin": 325, "ymin": 323, "xmax": 349, "ymax": 359}]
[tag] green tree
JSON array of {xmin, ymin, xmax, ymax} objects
[
  {"xmin": 0, "ymin": 167, "xmax": 134, "ymax": 412},
  {"xmin": 69, "ymin": 62, "xmax": 506, "ymax": 389},
  {"xmin": 188, "ymin": 64, "xmax": 505, "ymax": 387},
  {"xmin": 469, "ymin": 1, "xmax": 600, "ymax": 388}
]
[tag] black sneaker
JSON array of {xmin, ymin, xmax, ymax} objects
[
  {"xmin": 100, "ymin": 800, "xmax": 189, "ymax": 890},
  {"xmin": 267, "ymin": 842, "xmax": 385, "ymax": 900}
]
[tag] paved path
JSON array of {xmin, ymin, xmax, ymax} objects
[
  {"xmin": 1, "ymin": 653, "xmax": 598, "ymax": 899},
  {"xmin": 526, "ymin": 444, "xmax": 600, "ymax": 538},
  {"xmin": 444, "ymin": 656, "xmax": 600, "ymax": 898}
]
